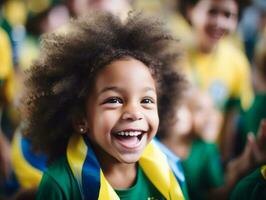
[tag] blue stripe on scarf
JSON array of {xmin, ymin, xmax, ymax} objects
[
  {"xmin": 21, "ymin": 136, "xmax": 47, "ymax": 171},
  {"xmin": 82, "ymin": 136, "xmax": 101, "ymax": 200}
]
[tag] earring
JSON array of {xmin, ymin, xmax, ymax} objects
[{"xmin": 80, "ymin": 127, "xmax": 85, "ymax": 133}]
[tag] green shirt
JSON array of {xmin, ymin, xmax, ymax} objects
[
  {"xmin": 182, "ymin": 139, "xmax": 224, "ymax": 200},
  {"xmin": 230, "ymin": 167, "xmax": 266, "ymax": 200},
  {"xmin": 37, "ymin": 157, "xmax": 82, "ymax": 200},
  {"xmin": 115, "ymin": 166, "xmax": 165, "ymax": 200},
  {"xmin": 37, "ymin": 157, "xmax": 166, "ymax": 200}
]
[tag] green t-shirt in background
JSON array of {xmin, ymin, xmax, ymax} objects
[
  {"xmin": 230, "ymin": 167, "xmax": 266, "ymax": 200},
  {"xmin": 182, "ymin": 139, "xmax": 224, "ymax": 200},
  {"xmin": 238, "ymin": 93, "xmax": 266, "ymax": 153}
]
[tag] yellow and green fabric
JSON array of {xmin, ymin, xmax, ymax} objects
[
  {"xmin": 37, "ymin": 134, "xmax": 184, "ymax": 200},
  {"xmin": 230, "ymin": 165, "xmax": 266, "ymax": 199},
  {"xmin": 11, "ymin": 131, "xmax": 47, "ymax": 188},
  {"xmin": 0, "ymin": 27, "xmax": 15, "ymax": 104},
  {"xmin": 185, "ymin": 39, "xmax": 253, "ymax": 112}
]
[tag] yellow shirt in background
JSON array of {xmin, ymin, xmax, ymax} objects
[
  {"xmin": 185, "ymin": 39, "xmax": 253, "ymax": 111},
  {"xmin": 0, "ymin": 27, "xmax": 15, "ymax": 103}
]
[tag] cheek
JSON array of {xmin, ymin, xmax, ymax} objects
[
  {"xmin": 203, "ymin": 16, "xmax": 214, "ymax": 31},
  {"xmin": 226, "ymin": 18, "xmax": 237, "ymax": 33},
  {"xmin": 149, "ymin": 110, "xmax": 159, "ymax": 133},
  {"xmin": 95, "ymin": 111, "xmax": 118, "ymax": 131},
  {"xmin": 193, "ymin": 114, "xmax": 203, "ymax": 128},
  {"xmin": 192, "ymin": 9, "xmax": 208, "ymax": 29},
  {"xmin": 88, "ymin": 109, "xmax": 117, "ymax": 139}
]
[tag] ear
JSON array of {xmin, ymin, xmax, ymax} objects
[
  {"xmin": 73, "ymin": 117, "xmax": 89, "ymax": 134},
  {"xmin": 73, "ymin": 119, "xmax": 88, "ymax": 134}
]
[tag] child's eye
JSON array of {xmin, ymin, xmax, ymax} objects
[
  {"xmin": 103, "ymin": 97, "xmax": 123, "ymax": 104},
  {"xmin": 223, "ymin": 11, "xmax": 235, "ymax": 19},
  {"xmin": 141, "ymin": 98, "xmax": 155, "ymax": 104},
  {"xmin": 208, "ymin": 8, "xmax": 219, "ymax": 16}
]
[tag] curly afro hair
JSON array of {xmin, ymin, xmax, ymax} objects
[{"xmin": 22, "ymin": 11, "xmax": 185, "ymax": 160}]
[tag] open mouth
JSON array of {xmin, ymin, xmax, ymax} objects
[
  {"xmin": 113, "ymin": 130, "xmax": 145, "ymax": 149},
  {"xmin": 116, "ymin": 131, "xmax": 144, "ymax": 140},
  {"xmin": 208, "ymin": 29, "xmax": 225, "ymax": 40}
]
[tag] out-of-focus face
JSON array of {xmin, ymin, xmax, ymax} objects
[
  {"xmin": 43, "ymin": 5, "xmax": 70, "ymax": 33},
  {"xmin": 189, "ymin": 0, "xmax": 238, "ymax": 51},
  {"xmin": 68, "ymin": 0, "xmax": 131, "ymax": 20},
  {"xmin": 189, "ymin": 91, "xmax": 222, "ymax": 141},
  {"xmin": 172, "ymin": 105, "xmax": 193, "ymax": 136}
]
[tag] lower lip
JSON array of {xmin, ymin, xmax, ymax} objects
[{"xmin": 209, "ymin": 31, "xmax": 224, "ymax": 40}]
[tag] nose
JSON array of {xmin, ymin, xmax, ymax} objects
[
  {"xmin": 215, "ymin": 14, "xmax": 229, "ymax": 32},
  {"xmin": 121, "ymin": 102, "xmax": 143, "ymax": 121}
]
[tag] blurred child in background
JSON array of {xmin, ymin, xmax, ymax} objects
[
  {"xmin": 180, "ymin": 0, "xmax": 254, "ymax": 163},
  {"xmin": 230, "ymin": 119, "xmax": 266, "ymax": 200},
  {"xmin": 66, "ymin": 0, "xmax": 131, "ymax": 20},
  {"xmin": 0, "ymin": 25, "xmax": 18, "ymax": 198},
  {"xmin": 157, "ymin": 88, "xmax": 224, "ymax": 200},
  {"xmin": 237, "ymin": 34, "xmax": 266, "ymax": 154},
  {"xmin": 158, "ymin": 85, "xmax": 266, "ymax": 200}
]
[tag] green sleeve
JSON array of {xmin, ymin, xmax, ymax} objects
[
  {"xmin": 37, "ymin": 174, "xmax": 65, "ymax": 200},
  {"xmin": 36, "ymin": 157, "xmax": 82, "ymax": 200}
]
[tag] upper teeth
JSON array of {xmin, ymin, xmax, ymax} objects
[{"xmin": 116, "ymin": 131, "xmax": 142, "ymax": 136}]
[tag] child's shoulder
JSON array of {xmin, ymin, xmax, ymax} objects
[
  {"xmin": 45, "ymin": 157, "xmax": 70, "ymax": 179},
  {"xmin": 230, "ymin": 166, "xmax": 266, "ymax": 200},
  {"xmin": 37, "ymin": 156, "xmax": 81, "ymax": 200}
]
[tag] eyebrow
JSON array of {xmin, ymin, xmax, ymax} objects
[
  {"xmin": 98, "ymin": 86, "xmax": 156, "ymax": 95},
  {"xmin": 99, "ymin": 87, "xmax": 122, "ymax": 94}
]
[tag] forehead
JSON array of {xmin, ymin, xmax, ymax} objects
[
  {"xmin": 94, "ymin": 58, "xmax": 156, "ymax": 92},
  {"xmin": 187, "ymin": 91, "xmax": 213, "ymax": 108}
]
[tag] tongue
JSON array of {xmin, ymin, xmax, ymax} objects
[{"xmin": 116, "ymin": 136, "xmax": 140, "ymax": 148}]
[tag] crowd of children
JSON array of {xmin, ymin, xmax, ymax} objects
[{"xmin": 0, "ymin": 0, "xmax": 266, "ymax": 199}]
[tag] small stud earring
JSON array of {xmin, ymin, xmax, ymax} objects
[{"xmin": 80, "ymin": 127, "xmax": 84, "ymax": 133}]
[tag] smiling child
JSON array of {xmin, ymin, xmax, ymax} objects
[{"xmin": 22, "ymin": 11, "xmax": 185, "ymax": 200}]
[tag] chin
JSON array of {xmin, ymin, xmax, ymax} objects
[{"xmin": 117, "ymin": 153, "xmax": 143, "ymax": 164}]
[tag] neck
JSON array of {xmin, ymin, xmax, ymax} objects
[
  {"xmin": 104, "ymin": 162, "xmax": 137, "ymax": 190},
  {"xmin": 197, "ymin": 39, "xmax": 217, "ymax": 54}
]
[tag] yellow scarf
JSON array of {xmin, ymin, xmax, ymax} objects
[
  {"xmin": 67, "ymin": 134, "xmax": 184, "ymax": 200},
  {"xmin": 11, "ymin": 132, "xmax": 47, "ymax": 188},
  {"xmin": 261, "ymin": 165, "xmax": 266, "ymax": 180}
]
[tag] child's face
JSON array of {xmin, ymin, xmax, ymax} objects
[
  {"xmin": 189, "ymin": 91, "xmax": 222, "ymax": 141},
  {"xmin": 172, "ymin": 105, "xmax": 193, "ymax": 136},
  {"xmin": 190, "ymin": 0, "xmax": 238, "ymax": 49},
  {"xmin": 85, "ymin": 58, "xmax": 159, "ymax": 164}
]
